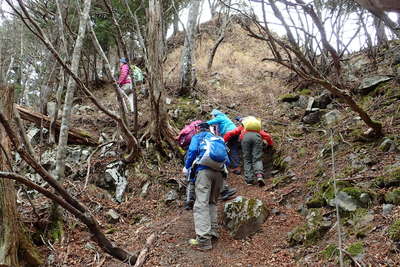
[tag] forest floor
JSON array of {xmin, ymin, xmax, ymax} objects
[{"xmin": 19, "ymin": 22, "xmax": 400, "ymax": 266}]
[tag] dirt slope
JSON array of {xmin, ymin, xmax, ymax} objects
[{"xmin": 23, "ymin": 21, "xmax": 400, "ymax": 266}]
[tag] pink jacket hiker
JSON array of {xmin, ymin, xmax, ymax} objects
[{"xmin": 118, "ymin": 63, "xmax": 131, "ymax": 86}]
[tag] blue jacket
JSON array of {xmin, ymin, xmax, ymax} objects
[
  {"xmin": 206, "ymin": 109, "xmax": 236, "ymax": 136},
  {"xmin": 184, "ymin": 131, "xmax": 230, "ymax": 171}
]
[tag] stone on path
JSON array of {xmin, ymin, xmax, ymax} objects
[{"xmin": 223, "ymin": 196, "xmax": 268, "ymax": 239}]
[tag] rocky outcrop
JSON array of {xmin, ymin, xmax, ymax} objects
[{"xmin": 223, "ymin": 196, "xmax": 268, "ymax": 239}]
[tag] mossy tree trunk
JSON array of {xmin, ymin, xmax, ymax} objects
[
  {"xmin": 0, "ymin": 85, "xmax": 42, "ymax": 266},
  {"xmin": 147, "ymin": 0, "xmax": 178, "ymax": 152}
]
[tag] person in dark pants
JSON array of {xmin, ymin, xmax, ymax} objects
[
  {"xmin": 207, "ymin": 109, "xmax": 241, "ymax": 174},
  {"xmin": 224, "ymin": 117, "xmax": 273, "ymax": 186},
  {"xmin": 177, "ymin": 120, "xmax": 236, "ymax": 210},
  {"xmin": 183, "ymin": 122, "xmax": 230, "ymax": 250}
]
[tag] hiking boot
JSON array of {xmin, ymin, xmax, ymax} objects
[
  {"xmin": 184, "ymin": 200, "xmax": 194, "ymax": 210},
  {"xmin": 245, "ymin": 179, "xmax": 255, "ymax": 186},
  {"xmin": 189, "ymin": 238, "xmax": 212, "ymax": 251},
  {"xmin": 210, "ymin": 230, "xmax": 219, "ymax": 241},
  {"xmin": 220, "ymin": 188, "xmax": 237, "ymax": 201},
  {"xmin": 256, "ymin": 174, "xmax": 265, "ymax": 187},
  {"xmin": 231, "ymin": 167, "xmax": 241, "ymax": 175}
]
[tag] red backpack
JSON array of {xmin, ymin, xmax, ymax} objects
[{"xmin": 177, "ymin": 120, "xmax": 203, "ymax": 149}]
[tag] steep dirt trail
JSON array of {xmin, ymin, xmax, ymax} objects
[{"xmin": 141, "ymin": 81, "xmax": 305, "ymax": 266}]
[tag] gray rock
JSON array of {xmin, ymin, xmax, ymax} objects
[
  {"xmin": 104, "ymin": 161, "xmax": 127, "ymax": 203},
  {"xmin": 223, "ymin": 196, "xmax": 268, "ymax": 239},
  {"xmin": 106, "ymin": 209, "xmax": 120, "ymax": 223},
  {"xmin": 67, "ymin": 148, "xmax": 82, "ymax": 163},
  {"xmin": 356, "ymin": 75, "xmax": 392, "ymax": 94},
  {"xmin": 329, "ymin": 191, "xmax": 358, "ymax": 211},
  {"xmin": 306, "ymin": 97, "xmax": 315, "ymax": 112},
  {"xmin": 271, "ymin": 208, "xmax": 280, "ymax": 216},
  {"xmin": 324, "ymin": 110, "xmax": 342, "ymax": 125},
  {"xmin": 314, "ymin": 91, "xmax": 332, "ymax": 109},
  {"xmin": 379, "ymin": 138, "xmax": 397, "ymax": 152},
  {"xmin": 165, "ymin": 190, "xmax": 178, "ymax": 204},
  {"xmin": 359, "ymin": 193, "xmax": 371, "ymax": 205},
  {"xmin": 227, "ymin": 103, "xmax": 237, "ymax": 109},
  {"xmin": 84, "ymin": 242, "xmax": 96, "ymax": 250},
  {"xmin": 294, "ymin": 95, "xmax": 309, "ymax": 109},
  {"xmin": 81, "ymin": 149, "xmax": 91, "ymax": 161},
  {"xmin": 47, "ymin": 254, "xmax": 55, "ymax": 266},
  {"xmin": 27, "ymin": 127, "xmax": 47, "ymax": 146},
  {"xmin": 78, "ymin": 105, "xmax": 94, "ymax": 114},
  {"xmin": 302, "ymin": 110, "xmax": 322, "ymax": 124},
  {"xmin": 383, "ymin": 204, "xmax": 394, "ymax": 216},
  {"xmin": 46, "ymin": 101, "xmax": 57, "ymax": 118}
]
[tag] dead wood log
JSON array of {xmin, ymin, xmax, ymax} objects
[{"xmin": 16, "ymin": 105, "xmax": 99, "ymax": 146}]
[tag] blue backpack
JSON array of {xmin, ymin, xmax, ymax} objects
[{"xmin": 197, "ymin": 135, "xmax": 228, "ymax": 170}]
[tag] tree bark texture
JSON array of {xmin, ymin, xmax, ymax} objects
[
  {"xmin": 0, "ymin": 85, "xmax": 18, "ymax": 267},
  {"xmin": 373, "ymin": 16, "xmax": 387, "ymax": 46},
  {"xmin": 50, "ymin": 0, "xmax": 69, "ymax": 144},
  {"xmin": 0, "ymin": 86, "xmax": 42, "ymax": 267},
  {"xmin": 147, "ymin": 0, "xmax": 178, "ymax": 149},
  {"xmin": 55, "ymin": 0, "xmax": 91, "ymax": 181},
  {"xmin": 179, "ymin": 0, "xmax": 201, "ymax": 95}
]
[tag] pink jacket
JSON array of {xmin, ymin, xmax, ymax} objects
[{"xmin": 118, "ymin": 64, "xmax": 131, "ymax": 85}]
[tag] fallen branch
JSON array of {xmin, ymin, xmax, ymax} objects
[
  {"xmin": 133, "ymin": 233, "xmax": 156, "ymax": 267},
  {"xmin": 134, "ymin": 216, "xmax": 181, "ymax": 267},
  {"xmin": 16, "ymin": 105, "xmax": 99, "ymax": 146}
]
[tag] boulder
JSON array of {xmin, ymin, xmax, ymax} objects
[
  {"xmin": 383, "ymin": 204, "xmax": 394, "ymax": 216},
  {"xmin": 329, "ymin": 191, "xmax": 359, "ymax": 211},
  {"xmin": 379, "ymin": 138, "xmax": 397, "ymax": 152},
  {"xmin": 314, "ymin": 91, "xmax": 332, "ymax": 109},
  {"xmin": 106, "ymin": 209, "xmax": 120, "ymax": 223},
  {"xmin": 223, "ymin": 196, "xmax": 268, "ymax": 239},
  {"xmin": 27, "ymin": 127, "xmax": 48, "ymax": 145},
  {"xmin": 288, "ymin": 209, "xmax": 331, "ymax": 246},
  {"xmin": 165, "ymin": 190, "xmax": 178, "ymax": 204},
  {"xmin": 279, "ymin": 93, "xmax": 299, "ymax": 103},
  {"xmin": 46, "ymin": 101, "xmax": 57, "ymax": 118},
  {"xmin": 324, "ymin": 110, "xmax": 342, "ymax": 125},
  {"xmin": 104, "ymin": 161, "xmax": 127, "ymax": 203},
  {"xmin": 140, "ymin": 182, "xmax": 151, "ymax": 198},
  {"xmin": 294, "ymin": 95, "xmax": 309, "ymax": 109},
  {"xmin": 302, "ymin": 110, "xmax": 323, "ymax": 124},
  {"xmin": 356, "ymin": 75, "xmax": 392, "ymax": 95},
  {"xmin": 385, "ymin": 189, "xmax": 400, "ymax": 205}
]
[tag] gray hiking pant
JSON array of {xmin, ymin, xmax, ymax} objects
[
  {"xmin": 241, "ymin": 132, "xmax": 264, "ymax": 182},
  {"xmin": 193, "ymin": 168, "xmax": 223, "ymax": 241}
]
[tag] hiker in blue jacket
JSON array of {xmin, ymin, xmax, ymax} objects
[
  {"xmin": 207, "ymin": 109, "xmax": 241, "ymax": 174},
  {"xmin": 183, "ymin": 122, "xmax": 230, "ymax": 250},
  {"xmin": 183, "ymin": 121, "xmax": 236, "ymax": 210}
]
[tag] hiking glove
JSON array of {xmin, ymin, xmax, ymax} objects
[{"xmin": 182, "ymin": 167, "xmax": 188, "ymax": 175}]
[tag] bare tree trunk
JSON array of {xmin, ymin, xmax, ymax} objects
[
  {"xmin": 374, "ymin": 16, "xmax": 388, "ymax": 46},
  {"xmin": 0, "ymin": 85, "xmax": 19, "ymax": 267},
  {"xmin": 172, "ymin": 12, "xmax": 179, "ymax": 37},
  {"xmin": 50, "ymin": 0, "xmax": 69, "ymax": 144},
  {"xmin": 147, "ymin": 0, "xmax": 178, "ymax": 150},
  {"xmin": 178, "ymin": 0, "xmax": 201, "ymax": 95},
  {"xmin": 207, "ymin": 7, "xmax": 230, "ymax": 71},
  {"xmin": 55, "ymin": 0, "xmax": 91, "ymax": 181},
  {"xmin": 208, "ymin": 0, "xmax": 219, "ymax": 18},
  {"xmin": 0, "ymin": 85, "xmax": 42, "ymax": 267}
]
